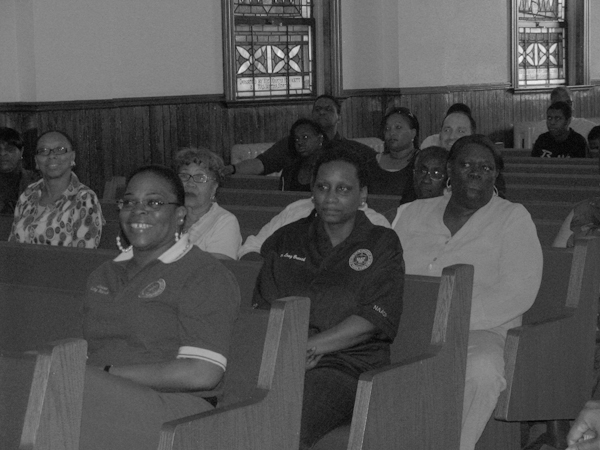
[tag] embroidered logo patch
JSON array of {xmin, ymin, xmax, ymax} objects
[
  {"xmin": 90, "ymin": 285, "xmax": 110, "ymax": 295},
  {"xmin": 139, "ymin": 279, "xmax": 166, "ymax": 298},
  {"xmin": 349, "ymin": 249, "xmax": 373, "ymax": 271}
]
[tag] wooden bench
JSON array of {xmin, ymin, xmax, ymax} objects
[
  {"xmin": 475, "ymin": 237, "xmax": 600, "ymax": 450},
  {"xmin": 0, "ymin": 242, "xmax": 310, "ymax": 449},
  {"xmin": 159, "ymin": 296, "xmax": 310, "ymax": 450},
  {"xmin": 0, "ymin": 243, "xmax": 264, "ymax": 348},
  {"xmin": 0, "ymin": 339, "xmax": 87, "ymax": 450},
  {"xmin": 313, "ymin": 264, "xmax": 474, "ymax": 450}
]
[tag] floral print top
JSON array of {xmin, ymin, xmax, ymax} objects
[{"xmin": 9, "ymin": 173, "xmax": 104, "ymax": 248}]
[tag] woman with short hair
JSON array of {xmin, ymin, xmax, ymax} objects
[
  {"xmin": 175, "ymin": 147, "xmax": 241, "ymax": 259},
  {"xmin": 9, "ymin": 130, "xmax": 103, "ymax": 247},
  {"xmin": 393, "ymin": 135, "xmax": 542, "ymax": 450}
]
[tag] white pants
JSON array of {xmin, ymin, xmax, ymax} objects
[{"xmin": 460, "ymin": 330, "xmax": 507, "ymax": 450}]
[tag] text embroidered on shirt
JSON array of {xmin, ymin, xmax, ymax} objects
[
  {"xmin": 373, "ymin": 305, "xmax": 388, "ymax": 317},
  {"xmin": 90, "ymin": 285, "xmax": 110, "ymax": 295},
  {"xmin": 139, "ymin": 279, "xmax": 166, "ymax": 298},
  {"xmin": 280, "ymin": 252, "xmax": 306, "ymax": 262},
  {"xmin": 349, "ymin": 249, "xmax": 373, "ymax": 271}
]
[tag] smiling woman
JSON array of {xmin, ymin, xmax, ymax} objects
[
  {"xmin": 80, "ymin": 164, "xmax": 240, "ymax": 450},
  {"xmin": 8, "ymin": 130, "xmax": 103, "ymax": 248}
]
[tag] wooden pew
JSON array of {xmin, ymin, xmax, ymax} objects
[
  {"xmin": 0, "ymin": 339, "xmax": 87, "ymax": 450},
  {"xmin": 159, "ymin": 296, "xmax": 310, "ymax": 450},
  {"xmin": 0, "ymin": 242, "xmax": 310, "ymax": 450},
  {"xmin": 475, "ymin": 237, "xmax": 600, "ymax": 450},
  {"xmin": 313, "ymin": 264, "xmax": 474, "ymax": 450}
]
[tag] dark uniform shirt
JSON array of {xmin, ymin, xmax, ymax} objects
[
  {"xmin": 253, "ymin": 210, "xmax": 404, "ymax": 378},
  {"xmin": 531, "ymin": 128, "xmax": 589, "ymax": 158}
]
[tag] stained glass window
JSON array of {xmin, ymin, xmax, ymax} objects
[
  {"xmin": 516, "ymin": 0, "xmax": 566, "ymax": 88},
  {"xmin": 230, "ymin": 0, "xmax": 314, "ymax": 99}
]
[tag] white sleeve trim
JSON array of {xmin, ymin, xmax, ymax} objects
[{"xmin": 177, "ymin": 346, "xmax": 227, "ymax": 371}]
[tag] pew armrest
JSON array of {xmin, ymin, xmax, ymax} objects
[
  {"xmin": 497, "ymin": 311, "xmax": 595, "ymax": 421},
  {"xmin": 158, "ymin": 296, "xmax": 310, "ymax": 450}
]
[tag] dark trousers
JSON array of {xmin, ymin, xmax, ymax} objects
[
  {"xmin": 79, "ymin": 367, "xmax": 213, "ymax": 450},
  {"xmin": 300, "ymin": 366, "xmax": 359, "ymax": 450}
]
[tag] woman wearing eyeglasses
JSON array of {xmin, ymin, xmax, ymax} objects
[
  {"xmin": 280, "ymin": 118, "xmax": 327, "ymax": 192},
  {"xmin": 175, "ymin": 147, "xmax": 241, "ymax": 260},
  {"xmin": 81, "ymin": 164, "xmax": 239, "ymax": 450},
  {"xmin": 368, "ymin": 107, "xmax": 419, "ymax": 201},
  {"xmin": 8, "ymin": 130, "xmax": 103, "ymax": 248}
]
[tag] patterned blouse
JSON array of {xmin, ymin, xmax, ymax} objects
[{"xmin": 9, "ymin": 173, "xmax": 104, "ymax": 248}]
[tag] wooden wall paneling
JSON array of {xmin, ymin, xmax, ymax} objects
[
  {"xmin": 175, "ymin": 104, "xmax": 190, "ymax": 151},
  {"xmin": 167, "ymin": 105, "xmax": 178, "ymax": 163},
  {"xmin": 149, "ymin": 105, "xmax": 166, "ymax": 168},
  {"xmin": 99, "ymin": 108, "xmax": 116, "ymax": 182}
]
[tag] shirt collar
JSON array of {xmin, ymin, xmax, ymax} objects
[{"xmin": 113, "ymin": 234, "xmax": 193, "ymax": 264}]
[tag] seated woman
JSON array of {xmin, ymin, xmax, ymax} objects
[
  {"xmin": 368, "ymin": 107, "xmax": 418, "ymax": 200},
  {"xmin": 280, "ymin": 118, "xmax": 327, "ymax": 191},
  {"xmin": 81, "ymin": 165, "xmax": 240, "ymax": 450},
  {"xmin": 253, "ymin": 142, "xmax": 404, "ymax": 449},
  {"xmin": 175, "ymin": 147, "xmax": 241, "ymax": 259},
  {"xmin": 8, "ymin": 130, "xmax": 103, "ymax": 247},
  {"xmin": 393, "ymin": 135, "xmax": 543, "ymax": 450},
  {"xmin": 0, "ymin": 127, "xmax": 38, "ymax": 214}
]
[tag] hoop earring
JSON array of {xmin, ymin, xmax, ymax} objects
[
  {"xmin": 493, "ymin": 186, "xmax": 499, "ymax": 197},
  {"xmin": 116, "ymin": 236, "xmax": 132, "ymax": 253},
  {"xmin": 446, "ymin": 178, "xmax": 451, "ymax": 190}
]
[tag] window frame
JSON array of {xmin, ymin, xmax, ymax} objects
[
  {"xmin": 510, "ymin": 0, "xmax": 589, "ymax": 90},
  {"xmin": 221, "ymin": 0, "xmax": 342, "ymax": 103}
]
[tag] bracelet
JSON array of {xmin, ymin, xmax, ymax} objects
[
  {"xmin": 104, "ymin": 365, "xmax": 112, "ymax": 373},
  {"xmin": 230, "ymin": 164, "xmax": 236, "ymax": 175}
]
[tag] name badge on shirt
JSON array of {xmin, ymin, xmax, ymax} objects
[{"xmin": 349, "ymin": 249, "xmax": 373, "ymax": 271}]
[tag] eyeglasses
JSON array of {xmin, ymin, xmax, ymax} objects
[
  {"xmin": 178, "ymin": 173, "xmax": 215, "ymax": 184},
  {"xmin": 36, "ymin": 147, "xmax": 71, "ymax": 156},
  {"xmin": 415, "ymin": 167, "xmax": 445, "ymax": 180},
  {"xmin": 116, "ymin": 199, "xmax": 180, "ymax": 211}
]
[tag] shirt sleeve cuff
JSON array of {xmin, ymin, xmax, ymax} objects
[{"xmin": 177, "ymin": 346, "xmax": 227, "ymax": 371}]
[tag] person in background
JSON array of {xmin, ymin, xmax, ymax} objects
[
  {"xmin": 81, "ymin": 165, "xmax": 240, "ymax": 450},
  {"xmin": 222, "ymin": 95, "xmax": 377, "ymax": 177},
  {"xmin": 531, "ymin": 101, "xmax": 589, "ymax": 158},
  {"xmin": 412, "ymin": 146, "xmax": 449, "ymax": 199},
  {"xmin": 175, "ymin": 147, "xmax": 241, "ymax": 260},
  {"xmin": 589, "ymin": 126, "xmax": 600, "ymax": 159},
  {"xmin": 551, "ymin": 87, "xmax": 598, "ymax": 141},
  {"xmin": 421, "ymin": 103, "xmax": 472, "ymax": 149},
  {"xmin": 394, "ymin": 135, "xmax": 542, "ymax": 450},
  {"xmin": 368, "ymin": 107, "xmax": 418, "ymax": 199},
  {"xmin": 280, "ymin": 118, "xmax": 326, "ymax": 191},
  {"xmin": 9, "ymin": 130, "xmax": 103, "ymax": 248},
  {"xmin": 0, "ymin": 127, "xmax": 38, "ymax": 214}
]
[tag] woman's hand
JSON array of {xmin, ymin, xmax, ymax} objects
[{"xmin": 305, "ymin": 347, "xmax": 323, "ymax": 371}]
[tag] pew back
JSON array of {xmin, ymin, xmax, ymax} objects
[
  {"xmin": 0, "ymin": 339, "xmax": 87, "ymax": 450},
  {"xmin": 314, "ymin": 264, "xmax": 474, "ymax": 450}
]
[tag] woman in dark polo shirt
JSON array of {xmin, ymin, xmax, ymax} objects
[
  {"xmin": 81, "ymin": 165, "xmax": 240, "ymax": 450},
  {"xmin": 253, "ymin": 141, "xmax": 404, "ymax": 449}
]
